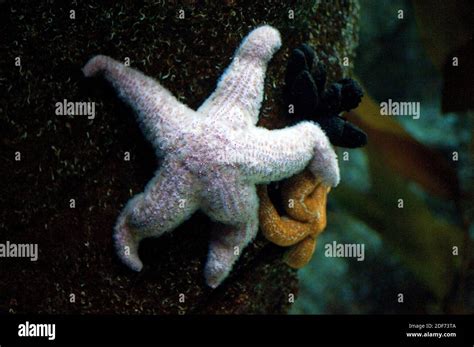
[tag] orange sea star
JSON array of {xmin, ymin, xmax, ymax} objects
[{"xmin": 258, "ymin": 170, "xmax": 330, "ymax": 268}]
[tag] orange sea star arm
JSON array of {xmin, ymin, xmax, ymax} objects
[{"xmin": 257, "ymin": 185, "xmax": 313, "ymax": 246}]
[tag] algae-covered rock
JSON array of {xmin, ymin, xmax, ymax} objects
[{"xmin": 0, "ymin": 0, "xmax": 358, "ymax": 314}]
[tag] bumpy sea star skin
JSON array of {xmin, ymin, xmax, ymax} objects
[
  {"xmin": 258, "ymin": 170, "xmax": 330, "ymax": 268},
  {"xmin": 284, "ymin": 234, "xmax": 317, "ymax": 269},
  {"xmin": 83, "ymin": 25, "xmax": 340, "ymax": 288}
]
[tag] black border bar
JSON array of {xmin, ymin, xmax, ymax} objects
[{"xmin": 0, "ymin": 314, "xmax": 473, "ymax": 345}]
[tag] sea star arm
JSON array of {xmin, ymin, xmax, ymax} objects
[
  {"xmin": 284, "ymin": 235, "xmax": 317, "ymax": 268},
  {"xmin": 202, "ymin": 181, "xmax": 259, "ymax": 288},
  {"xmin": 113, "ymin": 160, "xmax": 199, "ymax": 271},
  {"xmin": 281, "ymin": 170, "xmax": 319, "ymax": 222},
  {"xmin": 197, "ymin": 25, "xmax": 281, "ymax": 126},
  {"xmin": 205, "ymin": 219, "xmax": 259, "ymax": 288},
  {"xmin": 281, "ymin": 170, "xmax": 330, "ymax": 223},
  {"xmin": 243, "ymin": 121, "xmax": 340, "ymax": 187},
  {"xmin": 83, "ymin": 55, "xmax": 195, "ymax": 154},
  {"xmin": 257, "ymin": 185, "xmax": 314, "ymax": 246}
]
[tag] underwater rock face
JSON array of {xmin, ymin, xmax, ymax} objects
[{"xmin": 0, "ymin": 0, "xmax": 359, "ymax": 314}]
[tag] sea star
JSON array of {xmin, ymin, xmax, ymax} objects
[
  {"xmin": 285, "ymin": 43, "xmax": 367, "ymax": 148},
  {"xmin": 258, "ymin": 170, "xmax": 330, "ymax": 268},
  {"xmin": 83, "ymin": 25, "xmax": 340, "ymax": 288}
]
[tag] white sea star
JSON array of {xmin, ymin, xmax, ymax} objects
[{"xmin": 83, "ymin": 25, "xmax": 340, "ymax": 288}]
